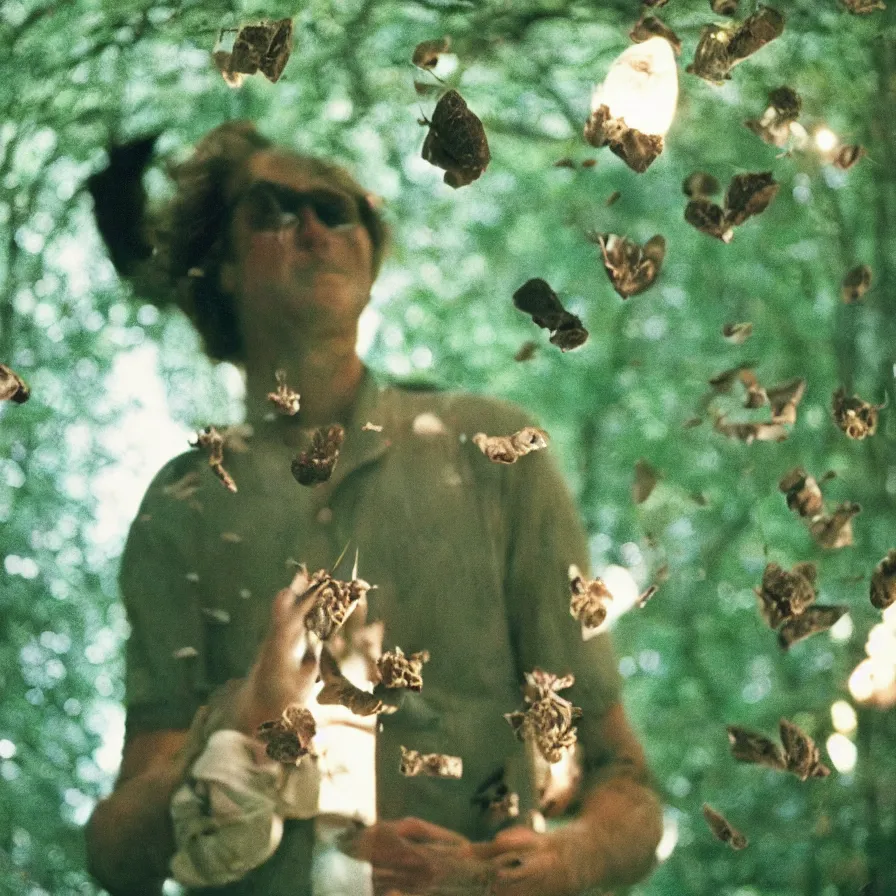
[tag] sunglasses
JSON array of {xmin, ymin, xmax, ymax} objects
[{"xmin": 234, "ymin": 180, "xmax": 362, "ymax": 231}]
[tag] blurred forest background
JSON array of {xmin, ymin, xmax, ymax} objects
[{"xmin": 1, "ymin": 0, "xmax": 895, "ymax": 894}]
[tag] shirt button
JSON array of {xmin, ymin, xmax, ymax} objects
[{"xmin": 316, "ymin": 507, "xmax": 333, "ymax": 525}]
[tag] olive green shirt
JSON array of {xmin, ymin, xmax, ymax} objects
[{"xmin": 120, "ymin": 369, "xmax": 624, "ymax": 895}]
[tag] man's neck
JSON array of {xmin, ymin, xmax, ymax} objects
[{"xmin": 244, "ymin": 334, "xmax": 365, "ymax": 427}]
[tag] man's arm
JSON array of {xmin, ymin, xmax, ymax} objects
[{"xmin": 85, "ymin": 729, "xmax": 190, "ymax": 896}]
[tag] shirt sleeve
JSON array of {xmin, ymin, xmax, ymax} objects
[
  {"xmin": 119, "ymin": 452, "xmax": 211, "ymax": 735},
  {"xmin": 500, "ymin": 415, "xmax": 624, "ymax": 788}
]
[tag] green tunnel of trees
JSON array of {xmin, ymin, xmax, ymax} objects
[{"xmin": 0, "ymin": 0, "xmax": 894, "ymax": 894}]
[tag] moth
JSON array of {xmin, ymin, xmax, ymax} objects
[
  {"xmin": 778, "ymin": 467, "xmax": 825, "ymax": 518},
  {"xmin": 710, "ymin": 0, "xmax": 739, "ymax": 13},
  {"xmin": 472, "ymin": 427, "xmax": 549, "ymax": 465},
  {"xmin": 755, "ymin": 561, "xmax": 818, "ymax": 630},
  {"xmin": 512, "ymin": 278, "xmax": 589, "ymax": 351},
  {"xmin": 505, "ymin": 669, "xmax": 582, "ymax": 764},
  {"xmin": 840, "ymin": 0, "xmax": 886, "ymax": 11},
  {"xmin": 399, "ymin": 746, "xmax": 463, "ymax": 779},
  {"xmin": 779, "ymin": 718, "xmax": 831, "ymax": 780},
  {"xmin": 317, "ymin": 647, "xmax": 397, "ymax": 716},
  {"xmin": 213, "ymin": 17, "xmax": 293, "ymax": 86},
  {"xmin": 591, "ymin": 233, "xmax": 666, "ymax": 299},
  {"xmin": 702, "ymin": 803, "xmax": 748, "ymax": 849},
  {"xmin": 605, "ymin": 190, "xmax": 622, "ymax": 207},
  {"xmin": 629, "ymin": 16, "xmax": 682, "ymax": 54},
  {"xmin": 257, "ymin": 704, "xmax": 317, "ymax": 765},
  {"xmin": 778, "ymin": 605, "xmax": 849, "ymax": 649},
  {"xmin": 377, "ymin": 646, "xmax": 430, "ymax": 692},
  {"xmin": 683, "ymin": 172, "xmax": 721, "ymax": 199},
  {"xmin": 267, "ymin": 369, "xmax": 300, "ymax": 416},
  {"xmin": 745, "ymin": 86, "xmax": 802, "ymax": 148},
  {"xmin": 870, "ymin": 550, "xmax": 896, "ymax": 610},
  {"xmin": 299, "ymin": 555, "xmax": 376, "ymax": 641},
  {"xmin": 726, "ymin": 724, "xmax": 786, "ymax": 771},
  {"xmin": 584, "ymin": 104, "xmax": 664, "ymax": 174},
  {"xmin": 685, "ymin": 172, "xmax": 779, "ymax": 242},
  {"xmin": 722, "ymin": 322, "xmax": 753, "ymax": 344},
  {"xmin": 412, "ymin": 36, "xmax": 451, "ymax": 70},
  {"xmin": 514, "ymin": 341, "xmax": 538, "ymax": 363},
  {"xmin": 568, "ymin": 566, "xmax": 613, "ymax": 630},
  {"xmin": 808, "ymin": 502, "xmax": 861, "ymax": 550},
  {"xmin": 0, "ymin": 363, "xmax": 30, "ymax": 404},
  {"xmin": 472, "ymin": 769, "xmax": 521, "ymax": 823},
  {"xmin": 421, "ymin": 90, "xmax": 491, "ymax": 188},
  {"xmin": 767, "ymin": 377, "xmax": 806, "ymax": 425},
  {"xmin": 633, "ymin": 459, "xmax": 660, "ymax": 504},
  {"xmin": 291, "ymin": 424, "xmax": 345, "ymax": 485},
  {"xmin": 841, "ymin": 265, "xmax": 872, "ymax": 303},
  {"xmin": 162, "ymin": 471, "xmax": 202, "ymax": 502},
  {"xmin": 712, "ymin": 415, "xmax": 788, "ymax": 444},
  {"xmin": 833, "ymin": 145, "xmax": 866, "ymax": 170},
  {"xmin": 191, "ymin": 426, "xmax": 238, "ymax": 493},
  {"xmin": 689, "ymin": 6, "xmax": 784, "ymax": 83},
  {"xmin": 832, "ymin": 388, "xmax": 882, "ymax": 440},
  {"xmin": 361, "ymin": 421, "xmax": 384, "ymax": 432}
]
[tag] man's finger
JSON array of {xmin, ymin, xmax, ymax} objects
[
  {"xmin": 471, "ymin": 827, "xmax": 540, "ymax": 859},
  {"xmin": 394, "ymin": 817, "xmax": 469, "ymax": 845}
]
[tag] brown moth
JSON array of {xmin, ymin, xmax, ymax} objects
[
  {"xmin": 300, "ymin": 558, "xmax": 376, "ymax": 641},
  {"xmin": 215, "ymin": 18, "xmax": 293, "ymax": 85},
  {"xmin": 779, "ymin": 718, "xmax": 831, "ymax": 780},
  {"xmin": 710, "ymin": 0, "xmax": 739, "ymax": 14},
  {"xmin": 712, "ymin": 416, "xmax": 788, "ymax": 444},
  {"xmin": 514, "ymin": 341, "xmax": 539, "ymax": 363},
  {"xmin": 870, "ymin": 550, "xmax": 896, "ymax": 610},
  {"xmin": 472, "ymin": 768, "xmax": 521, "ymax": 823},
  {"xmin": 702, "ymin": 803, "xmax": 748, "ymax": 849},
  {"xmin": 633, "ymin": 458, "xmax": 660, "ymax": 504},
  {"xmin": 191, "ymin": 426, "xmax": 238, "ymax": 493},
  {"xmin": 472, "ymin": 427, "xmax": 549, "ymax": 465},
  {"xmin": 777, "ymin": 605, "xmax": 849, "ymax": 649},
  {"xmin": 840, "ymin": 0, "xmax": 886, "ymax": 12},
  {"xmin": 688, "ymin": 7, "xmax": 784, "ymax": 83},
  {"xmin": 833, "ymin": 145, "xmax": 866, "ymax": 170},
  {"xmin": 512, "ymin": 279, "xmax": 589, "ymax": 351},
  {"xmin": 629, "ymin": 16, "xmax": 682, "ymax": 55},
  {"xmin": 399, "ymin": 746, "xmax": 463, "ymax": 779},
  {"xmin": 291, "ymin": 424, "xmax": 345, "ymax": 485},
  {"xmin": 841, "ymin": 265, "xmax": 872, "ymax": 303},
  {"xmin": 592, "ymin": 233, "xmax": 666, "ymax": 299},
  {"xmin": 722, "ymin": 322, "xmax": 753, "ymax": 344},
  {"xmin": 0, "ymin": 363, "xmax": 30, "ymax": 404},
  {"xmin": 726, "ymin": 724, "xmax": 787, "ymax": 771},
  {"xmin": 755, "ymin": 561, "xmax": 818, "ymax": 629},
  {"xmin": 685, "ymin": 172, "xmax": 779, "ymax": 242},
  {"xmin": 832, "ymin": 388, "xmax": 882, "ymax": 440},
  {"xmin": 412, "ymin": 36, "xmax": 451, "ymax": 70},
  {"xmin": 683, "ymin": 171, "xmax": 721, "ymax": 198},
  {"xmin": 778, "ymin": 467, "xmax": 824, "ymax": 518},
  {"xmin": 421, "ymin": 90, "xmax": 491, "ymax": 188},
  {"xmin": 767, "ymin": 378, "xmax": 806, "ymax": 425},
  {"xmin": 809, "ymin": 502, "xmax": 861, "ymax": 550},
  {"xmin": 317, "ymin": 647, "xmax": 397, "ymax": 716},
  {"xmin": 377, "ymin": 646, "xmax": 430, "ymax": 692},
  {"xmin": 583, "ymin": 104, "xmax": 665, "ymax": 174},
  {"xmin": 257, "ymin": 704, "xmax": 317, "ymax": 764},
  {"xmin": 745, "ymin": 86, "xmax": 802, "ymax": 147},
  {"xmin": 505, "ymin": 670, "xmax": 583, "ymax": 764},
  {"xmin": 605, "ymin": 190, "xmax": 622, "ymax": 206},
  {"xmin": 637, "ymin": 583, "xmax": 661, "ymax": 607},
  {"xmin": 267, "ymin": 369, "xmax": 301, "ymax": 416},
  {"xmin": 569, "ymin": 566, "xmax": 613, "ymax": 630},
  {"xmin": 687, "ymin": 24, "xmax": 736, "ymax": 83}
]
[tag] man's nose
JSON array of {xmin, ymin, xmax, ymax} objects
[{"xmin": 292, "ymin": 205, "xmax": 327, "ymax": 246}]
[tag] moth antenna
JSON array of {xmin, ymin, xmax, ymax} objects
[
  {"xmin": 352, "ymin": 547, "xmax": 360, "ymax": 581},
  {"xmin": 332, "ymin": 540, "xmax": 351, "ymax": 574}
]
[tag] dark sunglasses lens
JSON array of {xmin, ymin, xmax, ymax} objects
[
  {"xmin": 308, "ymin": 192, "xmax": 357, "ymax": 228},
  {"xmin": 242, "ymin": 182, "xmax": 283, "ymax": 231}
]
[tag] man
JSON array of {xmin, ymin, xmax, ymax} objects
[{"xmin": 85, "ymin": 121, "xmax": 662, "ymax": 895}]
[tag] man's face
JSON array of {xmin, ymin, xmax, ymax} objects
[{"xmin": 221, "ymin": 150, "xmax": 375, "ymax": 334}]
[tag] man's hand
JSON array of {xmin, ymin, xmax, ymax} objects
[
  {"xmin": 340, "ymin": 817, "xmax": 494, "ymax": 896},
  {"xmin": 472, "ymin": 826, "xmax": 585, "ymax": 896},
  {"xmin": 230, "ymin": 569, "xmax": 322, "ymax": 734}
]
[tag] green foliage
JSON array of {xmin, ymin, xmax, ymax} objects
[{"xmin": 1, "ymin": 0, "xmax": 895, "ymax": 893}]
